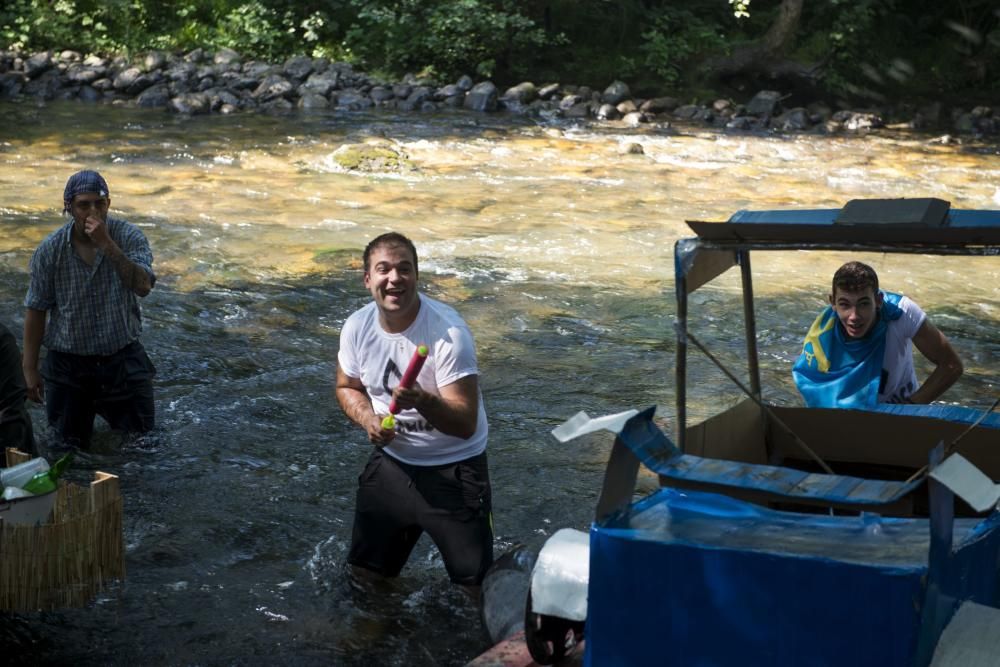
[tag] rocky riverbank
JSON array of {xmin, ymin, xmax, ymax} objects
[{"xmin": 1, "ymin": 47, "xmax": 997, "ymax": 137}]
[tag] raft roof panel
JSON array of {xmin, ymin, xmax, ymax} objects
[{"xmin": 686, "ymin": 198, "xmax": 1000, "ymax": 248}]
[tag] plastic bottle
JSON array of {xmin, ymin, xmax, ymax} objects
[
  {"xmin": 21, "ymin": 452, "xmax": 73, "ymax": 496},
  {"xmin": 2, "ymin": 485, "xmax": 33, "ymax": 500},
  {"xmin": 0, "ymin": 457, "xmax": 51, "ymax": 490}
]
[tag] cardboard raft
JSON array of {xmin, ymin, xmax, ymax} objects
[{"xmin": 0, "ymin": 448, "xmax": 125, "ymax": 611}]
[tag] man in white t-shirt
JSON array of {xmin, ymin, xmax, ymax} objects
[
  {"xmin": 336, "ymin": 232, "xmax": 492, "ymax": 598},
  {"xmin": 794, "ymin": 261, "xmax": 962, "ymax": 407}
]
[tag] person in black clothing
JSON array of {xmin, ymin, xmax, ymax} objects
[{"xmin": 0, "ymin": 322, "xmax": 35, "ymax": 455}]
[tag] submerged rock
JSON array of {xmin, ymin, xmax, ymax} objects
[{"xmin": 330, "ymin": 142, "xmax": 414, "ymax": 173}]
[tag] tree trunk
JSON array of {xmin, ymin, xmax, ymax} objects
[
  {"xmin": 699, "ymin": 0, "xmax": 809, "ymax": 81},
  {"xmin": 762, "ymin": 0, "xmax": 804, "ymax": 56}
]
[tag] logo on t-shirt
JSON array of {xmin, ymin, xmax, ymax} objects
[{"xmin": 381, "ymin": 359, "xmax": 402, "ymax": 396}]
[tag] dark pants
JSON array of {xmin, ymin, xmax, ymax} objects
[
  {"xmin": 42, "ymin": 340, "xmax": 155, "ymax": 447},
  {"xmin": 0, "ymin": 407, "xmax": 35, "ymax": 456},
  {"xmin": 349, "ymin": 449, "xmax": 494, "ymax": 586}
]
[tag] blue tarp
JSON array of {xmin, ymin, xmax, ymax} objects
[{"xmin": 585, "ymin": 487, "xmax": 1000, "ymax": 667}]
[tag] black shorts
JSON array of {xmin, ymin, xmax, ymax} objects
[
  {"xmin": 42, "ymin": 340, "xmax": 155, "ymax": 447},
  {"xmin": 348, "ymin": 448, "xmax": 494, "ymax": 586}
]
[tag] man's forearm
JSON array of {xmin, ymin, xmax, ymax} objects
[
  {"xmin": 336, "ymin": 386, "xmax": 377, "ymax": 428},
  {"xmin": 22, "ymin": 308, "xmax": 44, "ymax": 371},
  {"xmin": 910, "ymin": 360, "xmax": 963, "ymax": 404},
  {"xmin": 101, "ymin": 242, "xmax": 152, "ymax": 296},
  {"xmin": 415, "ymin": 392, "xmax": 477, "ymax": 439}
]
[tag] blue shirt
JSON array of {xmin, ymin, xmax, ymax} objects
[{"xmin": 24, "ymin": 217, "xmax": 155, "ymax": 356}]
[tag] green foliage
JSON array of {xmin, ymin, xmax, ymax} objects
[
  {"xmin": 0, "ymin": 0, "xmax": 997, "ymax": 102},
  {"xmin": 792, "ymin": 0, "xmax": 1000, "ymax": 99},
  {"xmin": 729, "ymin": 0, "xmax": 751, "ymax": 20},
  {"xmin": 343, "ymin": 0, "xmax": 553, "ymax": 80},
  {"xmin": 639, "ymin": 7, "xmax": 728, "ymax": 88}
]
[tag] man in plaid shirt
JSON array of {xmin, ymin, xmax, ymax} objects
[{"xmin": 22, "ymin": 170, "xmax": 157, "ymax": 448}]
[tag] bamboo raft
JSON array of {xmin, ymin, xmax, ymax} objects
[{"xmin": 0, "ymin": 448, "xmax": 125, "ymax": 611}]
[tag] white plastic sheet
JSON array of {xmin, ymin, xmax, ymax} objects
[
  {"xmin": 530, "ymin": 528, "xmax": 590, "ymax": 621},
  {"xmin": 551, "ymin": 409, "xmax": 639, "ymax": 443}
]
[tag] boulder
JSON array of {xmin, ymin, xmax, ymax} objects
[
  {"xmin": 537, "ymin": 83, "xmax": 560, "ymax": 100},
  {"xmin": 23, "ymin": 69, "xmax": 63, "ymax": 100},
  {"xmin": 832, "ymin": 110, "xmax": 883, "ymax": 131},
  {"xmin": 136, "ymin": 84, "xmax": 171, "ymax": 108},
  {"xmin": 283, "ymin": 55, "xmax": 313, "ymax": 81},
  {"xmin": 66, "ymin": 64, "xmax": 101, "ymax": 84},
  {"xmin": 726, "ymin": 116, "xmax": 754, "ymax": 130},
  {"xmin": 253, "ymin": 74, "xmax": 293, "ymax": 101},
  {"xmin": 602, "ymin": 80, "xmax": 630, "ymax": 105},
  {"xmin": 24, "ymin": 51, "xmax": 54, "ymax": 78},
  {"xmin": 298, "ymin": 93, "xmax": 329, "ymax": 110},
  {"xmin": 78, "ymin": 85, "xmax": 101, "ymax": 103},
  {"xmin": 214, "ymin": 48, "xmax": 241, "ymax": 67},
  {"xmin": 502, "ymin": 81, "xmax": 537, "ymax": 105},
  {"xmin": 261, "ymin": 97, "xmax": 294, "ymax": 113},
  {"xmin": 464, "ymin": 81, "xmax": 498, "ymax": 112},
  {"xmin": 774, "ymin": 107, "xmax": 811, "ymax": 131},
  {"xmin": 397, "ymin": 87, "xmax": 431, "ymax": 111},
  {"xmin": 302, "ymin": 71, "xmax": 339, "ymax": 96},
  {"xmin": 434, "ymin": 84, "xmax": 463, "ymax": 100},
  {"xmin": 564, "ymin": 102, "xmax": 591, "ymax": 118},
  {"xmin": 369, "ymin": 86, "xmax": 394, "ymax": 104},
  {"xmin": 241, "ymin": 61, "xmax": 273, "ymax": 79},
  {"xmin": 559, "ymin": 94, "xmax": 583, "ymax": 110},
  {"xmin": 616, "ymin": 99, "xmax": 637, "ymax": 115},
  {"xmin": 622, "ymin": 111, "xmax": 645, "ymax": 127},
  {"xmin": 166, "ymin": 62, "xmax": 196, "ymax": 82},
  {"xmin": 144, "ymin": 51, "xmax": 168, "ymax": 72},
  {"xmin": 673, "ymin": 104, "xmax": 701, "ymax": 119},
  {"xmin": 170, "ymin": 92, "xmax": 210, "ymax": 114},
  {"xmin": 83, "ymin": 54, "xmax": 109, "ymax": 69},
  {"xmin": 745, "ymin": 90, "xmax": 783, "ymax": 116},
  {"xmin": 712, "ymin": 98, "xmax": 733, "ymax": 113},
  {"xmin": 334, "ymin": 90, "xmax": 371, "ymax": 109},
  {"xmin": 213, "ymin": 89, "xmax": 241, "ymax": 108},
  {"xmin": 595, "ymin": 104, "xmax": 620, "ymax": 121},
  {"xmin": 0, "ymin": 72, "xmax": 25, "ymax": 99}
]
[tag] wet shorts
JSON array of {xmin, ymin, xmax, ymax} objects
[
  {"xmin": 348, "ymin": 448, "xmax": 494, "ymax": 586},
  {"xmin": 42, "ymin": 340, "xmax": 156, "ymax": 447}
]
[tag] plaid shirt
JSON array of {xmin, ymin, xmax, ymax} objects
[{"xmin": 24, "ymin": 217, "xmax": 155, "ymax": 356}]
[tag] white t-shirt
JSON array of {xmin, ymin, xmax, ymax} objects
[
  {"xmin": 878, "ymin": 295, "xmax": 926, "ymax": 403},
  {"xmin": 337, "ymin": 295, "xmax": 488, "ymax": 465}
]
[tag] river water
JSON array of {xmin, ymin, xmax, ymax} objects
[{"xmin": 1, "ymin": 102, "xmax": 998, "ymax": 665}]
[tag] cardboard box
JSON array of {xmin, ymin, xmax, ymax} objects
[{"xmin": 0, "ymin": 448, "xmax": 125, "ymax": 611}]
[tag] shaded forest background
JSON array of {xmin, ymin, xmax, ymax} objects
[{"xmin": 2, "ymin": 0, "xmax": 998, "ymax": 106}]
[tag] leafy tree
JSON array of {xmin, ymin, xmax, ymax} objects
[{"xmin": 343, "ymin": 0, "xmax": 553, "ymax": 80}]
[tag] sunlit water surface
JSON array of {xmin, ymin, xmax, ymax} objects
[{"xmin": 0, "ymin": 101, "xmax": 998, "ymax": 665}]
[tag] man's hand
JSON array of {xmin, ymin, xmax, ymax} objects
[
  {"xmin": 365, "ymin": 413, "xmax": 396, "ymax": 446},
  {"xmin": 84, "ymin": 214, "xmax": 113, "ymax": 250},
  {"xmin": 23, "ymin": 366, "xmax": 43, "ymax": 403},
  {"xmin": 389, "ymin": 382, "xmax": 426, "ymax": 413}
]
